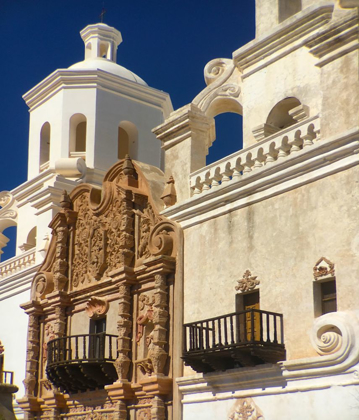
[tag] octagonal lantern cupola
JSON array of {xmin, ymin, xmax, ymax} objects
[
  {"xmin": 81, "ymin": 23, "xmax": 122, "ymax": 62},
  {"xmin": 23, "ymin": 22, "xmax": 172, "ymax": 181}
]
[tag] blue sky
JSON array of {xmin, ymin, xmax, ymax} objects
[{"xmin": 0, "ymin": 1, "xmax": 255, "ymax": 258}]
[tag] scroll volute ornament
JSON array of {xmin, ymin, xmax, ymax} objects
[
  {"xmin": 148, "ymin": 221, "xmax": 177, "ymax": 258},
  {"xmin": 31, "ymin": 272, "xmax": 54, "ymax": 301},
  {"xmin": 85, "ymin": 296, "xmax": 109, "ymax": 319}
]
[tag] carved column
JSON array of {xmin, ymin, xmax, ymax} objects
[
  {"xmin": 149, "ymin": 274, "xmax": 168, "ymax": 374},
  {"xmin": 151, "ymin": 396, "xmax": 166, "ymax": 420},
  {"xmin": 113, "ymin": 400, "xmax": 128, "ymax": 420},
  {"xmin": 23, "ymin": 311, "xmax": 41, "ymax": 398},
  {"xmin": 114, "ymin": 282, "xmax": 132, "ymax": 381}
]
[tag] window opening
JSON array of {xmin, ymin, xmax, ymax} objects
[
  {"xmin": 206, "ymin": 113, "xmax": 243, "ymax": 166},
  {"xmin": 89, "ymin": 317, "xmax": 106, "ymax": 359},
  {"xmin": 40, "ymin": 122, "xmax": 51, "ymax": 168},
  {"xmin": 320, "ymin": 280, "xmax": 337, "ymax": 315}
]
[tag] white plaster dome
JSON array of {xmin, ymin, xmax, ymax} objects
[{"xmin": 69, "ymin": 58, "xmax": 147, "ymax": 86}]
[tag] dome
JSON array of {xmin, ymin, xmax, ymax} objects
[{"xmin": 69, "ymin": 58, "xmax": 147, "ymax": 86}]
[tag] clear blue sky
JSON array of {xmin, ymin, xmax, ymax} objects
[{"xmin": 0, "ymin": 1, "xmax": 255, "ymax": 257}]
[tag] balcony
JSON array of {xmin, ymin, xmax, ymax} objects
[
  {"xmin": 46, "ymin": 333, "xmax": 118, "ymax": 394},
  {"xmin": 183, "ymin": 309, "xmax": 285, "ymax": 373}
]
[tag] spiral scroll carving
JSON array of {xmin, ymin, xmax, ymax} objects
[
  {"xmin": 310, "ymin": 312, "xmax": 356, "ymax": 357},
  {"xmin": 204, "ymin": 58, "xmax": 232, "ymax": 86},
  {"xmin": 148, "ymin": 221, "xmax": 177, "ymax": 257},
  {"xmin": 316, "ymin": 326, "xmax": 342, "ymax": 355},
  {"xmin": 31, "ymin": 272, "xmax": 54, "ymax": 300}
]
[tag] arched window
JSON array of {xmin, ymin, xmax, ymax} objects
[
  {"xmin": 278, "ymin": 0, "xmax": 302, "ymax": 23},
  {"xmin": 266, "ymin": 97, "xmax": 302, "ymax": 131},
  {"xmin": 40, "ymin": 122, "xmax": 51, "ymax": 169},
  {"xmin": 118, "ymin": 121, "xmax": 138, "ymax": 160},
  {"xmin": 206, "ymin": 113, "xmax": 243, "ymax": 165},
  {"xmin": 70, "ymin": 114, "xmax": 87, "ymax": 156}
]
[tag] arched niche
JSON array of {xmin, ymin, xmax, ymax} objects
[
  {"xmin": 278, "ymin": 0, "xmax": 302, "ymax": 23},
  {"xmin": 266, "ymin": 97, "xmax": 302, "ymax": 130},
  {"xmin": 118, "ymin": 121, "xmax": 138, "ymax": 160},
  {"xmin": 40, "ymin": 122, "xmax": 51, "ymax": 169},
  {"xmin": 206, "ymin": 111, "xmax": 243, "ymax": 166},
  {"xmin": 70, "ymin": 113, "xmax": 87, "ymax": 155}
]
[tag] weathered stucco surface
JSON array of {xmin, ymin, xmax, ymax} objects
[{"xmin": 183, "ymin": 165, "xmax": 359, "ymax": 360}]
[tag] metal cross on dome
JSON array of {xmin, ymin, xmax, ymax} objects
[{"xmin": 99, "ymin": 6, "xmax": 107, "ymax": 23}]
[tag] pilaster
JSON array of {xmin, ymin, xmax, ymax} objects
[{"xmin": 153, "ymin": 104, "xmax": 214, "ymax": 202}]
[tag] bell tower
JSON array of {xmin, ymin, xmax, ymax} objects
[{"xmin": 24, "ymin": 22, "xmax": 172, "ymax": 182}]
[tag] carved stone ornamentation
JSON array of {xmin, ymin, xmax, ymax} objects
[
  {"xmin": 23, "ymin": 313, "xmax": 40, "ymax": 397},
  {"xmin": 135, "ymin": 202, "xmax": 160, "ymax": 262},
  {"xmin": 114, "ymin": 283, "xmax": 132, "ymax": 381},
  {"xmin": 151, "ymin": 396, "xmax": 165, "ymax": 420},
  {"xmin": 235, "ymin": 270, "xmax": 260, "ymax": 293},
  {"xmin": 160, "ymin": 176, "xmax": 177, "ymax": 208},
  {"xmin": 228, "ymin": 398, "xmax": 264, "ymax": 420},
  {"xmin": 313, "ymin": 257, "xmax": 335, "ymax": 279},
  {"xmin": 136, "ymin": 294, "xmax": 154, "ymax": 343},
  {"xmin": 85, "ymin": 296, "xmax": 109, "ymax": 319},
  {"xmin": 31, "ymin": 272, "xmax": 53, "ymax": 301},
  {"xmin": 146, "ymin": 274, "xmax": 168, "ymax": 375}
]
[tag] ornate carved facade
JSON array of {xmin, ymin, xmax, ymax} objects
[{"xmin": 18, "ymin": 157, "xmax": 178, "ymax": 419}]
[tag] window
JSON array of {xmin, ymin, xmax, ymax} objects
[
  {"xmin": 206, "ymin": 113, "xmax": 243, "ymax": 165},
  {"xmin": 40, "ymin": 122, "xmax": 51, "ymax": 168},
  {"xmin": 313, "ymin": 279, "xmax": 337, "ymax": 317},
  {"xmin": 69, "ymin": 114, "xmax": 87, "ymax": 156},
  {"xmin": 266, "ymin": 97, "xmax": 301, "ymax": 131},
  {"xmin": 118, "ymin": 121, "xmax": 138, "ymax": 160},
  {"xmin": 89, "ymin": 317, "xmax": 106, "ymax": 359},
  {"xmin": 320, "ymin": 280, "xmax": 337, "ymax": 315}
]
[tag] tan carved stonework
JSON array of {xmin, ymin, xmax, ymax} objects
[
  {"xmin": 313, "ymin": 257, "xmax": 335, "ymax": 279},
  {"xmin": 85, "ymin": 296, "xmax": 109, "ymax": 319},
  {"xmin": 228, "ymin": 398, "xmax": 264, "ymax": 420},
  {"xmin": 114, "ymin": 283, "xmax": 132, "ymax": 381},
  {"xmin": 235, "ymin": 270, "xmax": 260, "ymax": 293},
  {"xmin": 147, "ymin": 274, "xmax": 168, "ymax": 375},
  {"xmin": 21, "ymin": 157, "xmax": 178, "ymax": 418}
]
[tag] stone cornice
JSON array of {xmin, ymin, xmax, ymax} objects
[
  {"xmin": 162, "ymin": 127, "xmax": 359, "ymax": 228},
  {"xmin": 23, "ymin": 69, "xmax": 173, "ymax": 116},
  {"xmin": 233, "ymin": 4, "xmax": 334, "ymax": 77}
]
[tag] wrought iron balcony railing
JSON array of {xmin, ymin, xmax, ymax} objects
[
  {"xmin": 46, "ymin": 333, "xmax": 118, "ymax": 394},
  {"xmin": 183, "ymin": 309, "xmax": 286, "ymax": 373}
]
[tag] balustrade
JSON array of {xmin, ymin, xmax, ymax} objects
[
  {"xmin": 190, "ymin": 117, "xmax": 320, "ymax": 195},
  {"xmin": 183, "ymin": 309, "xmax": 285, "ymax": 373},
  {"xmin": 0, "ymin": 250, "xmax": 36, "ymax": 278},
  {"xmin": 46, "ymin": 333, "xmax": 118, "ymax": 393}
]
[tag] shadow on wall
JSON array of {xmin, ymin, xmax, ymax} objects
[{"xmin": 206, "ymin": 113, "xmax": 243, "ymax": 165}]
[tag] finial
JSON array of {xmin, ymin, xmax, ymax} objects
[
  {"xmin": 60, "ymin": 190, "xmax": 72, "ymax": 209},
  {"xmin": 99, "ymin": 5, "xmax": 107, "ymax": 23},
  {"xmin": 161, "ymin": 176, "xmax": 177, "ymax": 207},
  {"xmin": 122, "ymin": 154, "xmax": 135, "ymax": 177}
]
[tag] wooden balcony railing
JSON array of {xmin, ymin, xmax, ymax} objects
[
  {"xmin": 46, "ymin": 333, "xmax": 118, "ymax": 393},
  {"xmin": 183, "ymin": 309, "xmax": 285, "ymax": 373}
]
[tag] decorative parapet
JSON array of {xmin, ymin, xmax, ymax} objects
[
  {"xmin": 0, "ymin": 250, "xmax": 36, "ymax": 279},
  {"xmin": 190, "ymin": 116, "xmax": 320, "ymax": 195}
]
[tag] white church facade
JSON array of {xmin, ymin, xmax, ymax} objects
[{"xmin": 0, "ymin": 0, "xmax": 359, "ymax": 419}]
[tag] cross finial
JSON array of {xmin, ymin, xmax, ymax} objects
[{"xmin": 99, "ymin": 6, "xmax": 106, "ymax": 23}]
